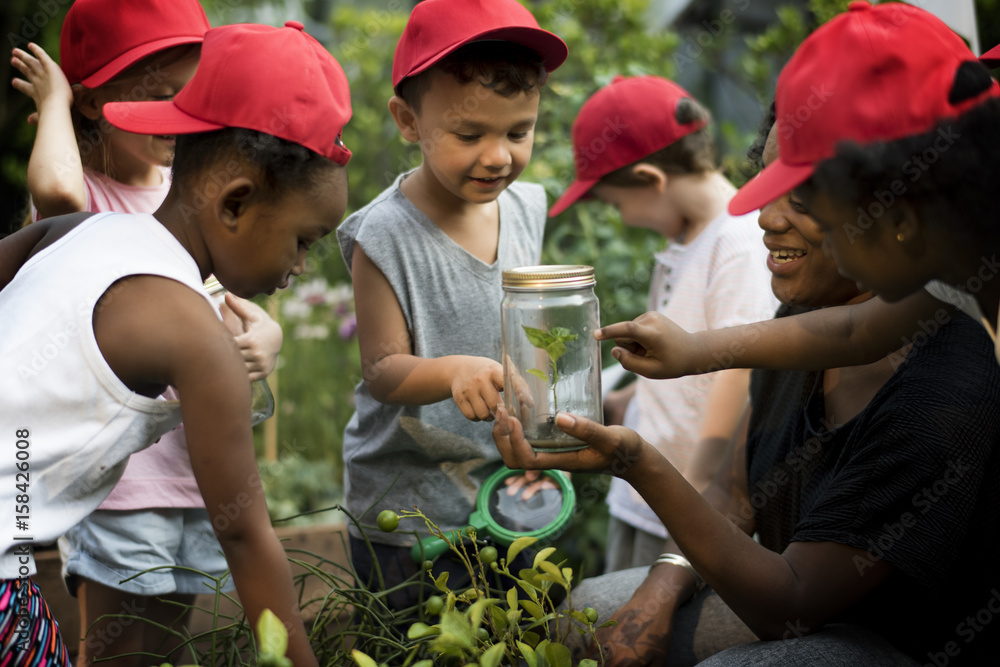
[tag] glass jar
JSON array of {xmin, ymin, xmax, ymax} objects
[
  {"xmin": 204, "ymin": 277, "xmax": 275, "ymax": 427},
  {"xmin": 501, "ymin": 265, "xmax": 602, "ymax": 452}
]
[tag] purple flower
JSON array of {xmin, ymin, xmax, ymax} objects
[{"xmin": 338, "ymin": 314, "xmax": 357, "ymax": 340}]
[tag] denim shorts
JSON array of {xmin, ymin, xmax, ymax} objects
[{"xmin": 59, "ymin": 508, "xmax": 233, "ymax": 596}]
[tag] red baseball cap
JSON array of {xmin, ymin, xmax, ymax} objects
[
  {"xmin": 104, "ymin": 22, "xmax": 352, "ymax": 165},
  {"xmin": 392, "ymin": 0, "xmax": 567, "ymax": 88},
  {"xmin": 729, "ymin": 1, "xmax": 1000, "ymax": 216},
  {"xmin": 548, "ymin": 75, "xmax": 707, "ymax": 218},
  {"xmin": 980, "ymin": 43, "xmax": 1000, "ymax": 68},
  {"xmin": 60, "ymin": 0, "xmax": 210, "ymax": 88}
]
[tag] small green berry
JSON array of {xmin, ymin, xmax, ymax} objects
[
  {"xmin": 377, "ymin": 509, "xmax": 400, "ymax": 532},
  {"xmin": 424, "ymin": 595, "xmax": 444, "ymax": 616},
  {"xmin": 476, "ymin": 626, "xmax": 490, "ymax": 643},
  {"xmin": 423, "ymin": 559, "xmax": 435, "ymax": 571},
  {"xmin": 464, "ymin": 525, "xmax": 476, "ymax": 537},
  {"xmin": 479, "ymin": 546, "xmax": 498, "ymax": 565},
  {"xmin": 583, "ymin": 606, "xmax": 599, "ymax": 624}
]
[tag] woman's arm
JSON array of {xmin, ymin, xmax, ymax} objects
[
  {"xmin": 598, "ymin": 290, "xmax": 944, "ymax": 379},
  {"xmin": 493, "ymin": 409, "xmax": 892, "ymax": 642}
]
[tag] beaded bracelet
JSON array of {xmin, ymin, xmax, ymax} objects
[{"xmin": 650, "ymin": 553, "xmax": 706, "ymax": 591}]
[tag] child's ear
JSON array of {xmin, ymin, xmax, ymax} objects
[
  {"xmin": 74, "ymin": 85, "xmax": 103, "ymax": 121},
  {"xmin": 889, "ymin": 199, "xmax": 924, "ymax": 250},
  {"xmin": 388, "ymin": 95, "xmax": 420, "ymax": 143},
  {"xmin": 631, "ymin": 163, "xmax": 669, "ymax": 193},
  {"xmin": 216, "ymin": 177, "xmax": 258, "ymax": 231}
]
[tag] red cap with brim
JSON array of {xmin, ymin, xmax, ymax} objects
[
  {"xmin": 104, "ymin": 22, "xmax": 352, "ymax": 166},
  {"xmin": 548, "ymin": 179, "xmax": 599, "ymax": 218},
  {"xmin": 548, "ymin": 75, "xmax": 706, "ymax": 218},
  {"xmin": 728, "ymin": 160, "xmax": 817, "ymax": 216},
  {"xmin": 80, "ymin": 35, "xmax": 206, "ymax": 89},
  {"xmin": 60, "ymin": 0, "xmax": 209, "ymax": 88},
  {"xmin": 728, "ymin": 1, "xmax": 1000, "ymax": 216},
  {"xmin": 981, "ymin": 43, "xmax": 1000, "ymax": 68},
  {"xmin": 392, "ymin": 0, "xmax": 567, "ymax": 87}
]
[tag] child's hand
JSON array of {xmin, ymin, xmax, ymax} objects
[
  {"xmin": 220, "ymin": 293, "xmax": 283, "ymax": 381},
  {"xmin": 11, "ymin": 43, "xmax": 73, "ymax": 122},
  {"xmin": 451, "ymin": 357, "xmax": 504, "ymax": 422},
  {"xmin": 492, "ymin": 403, "xmax": 651, "ymax": 483},
  {"xmin": 503, "ymin": 470, "xmax": 559, "ymax": 500},
  {"xmin": 596, "ymin": 311, "xmax": 699, "ymax": 380}
]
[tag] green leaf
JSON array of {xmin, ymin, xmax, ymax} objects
[
  {"xmin": 406, "ymin": 622, "xmax": 441, "ymax": 640},
  {"xmin": 351, "ymin": 651, "xmax": 379, "ymax": 667},
  {"xmin": 479, "ymin": 643, "xmax": 506, "ymax": 667},
  {"xmin": 578, "ymin": 660, "xmax": 599, "ymax": 667},
  {"xmin": 548, "ymin": 327, "xmax": 574, "ymax": 340},
  {"xmin": 539, "ymin": 640, "xmax": 572, "ymax": 667},
  {"xmin": 489, "ymin": 605, "xmax": 509, "ymax": 632},
  {"xmin": 519, "ymin": 599, "xmax": 545, "ymax": 620},
  {"xmin": 516, "ymin": 642, "xmax": 538, "ymax": 667},
  {"xmin": 532, "ymin": 547, "xmax": 557, "ymax": 570},
  {"xmin": 521, "ymin": 325, "xmax": 552, "ymax": 349},
  {"xmin": 257, "ymin": 609, "xmax": 288, "ymax": 657},
  {"xmin": 507, "ymin": 536, "xmax": 537, "ymax": 564},
  {"xmin": 538, "ymin": 560, "xmax": 566, "ymax": 584},
  {"xmin": 434, "ymin": 570, "xmax": 450, "ymax": 592},
  {"xmin": 526, "ymin": 368, "xmax": 549, "ymax": 382},
  {"xmin": 506, "ymin": 586, "xmax": 518, "ymax": 611},
  {"xmin": 544, "ymin": 338, "xmax": 568, "ymax": 362},
  {"xmin": 434, "ymin": 609, "xmax": 475, "ymax": 650}
]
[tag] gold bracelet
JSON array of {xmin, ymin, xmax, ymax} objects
[{"xmin": 650, "ymin": 553, "xmax": 706, "ymax": 591}]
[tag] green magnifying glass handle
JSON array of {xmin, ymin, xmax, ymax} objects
[{"xmin": 409, "ymin": 514, "xmax": 488, "ymax": 563}]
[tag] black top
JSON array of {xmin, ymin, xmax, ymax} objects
[{"xmin": 746, "ymin": 307, "xmax": 1000, "ymax": 664}]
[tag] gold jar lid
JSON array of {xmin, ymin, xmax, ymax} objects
[{"xmin": 502, "ymin": 265, "xmax": 595, "ymax": 291}]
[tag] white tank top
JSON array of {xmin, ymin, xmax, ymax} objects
[{"xmin": 0, "ymin": 211, "xmax": 214, "ymax": 577}]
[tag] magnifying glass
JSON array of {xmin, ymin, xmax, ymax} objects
[{"xmin": 410, "ymin": 467, "xmax": 576, "ymax": 562}]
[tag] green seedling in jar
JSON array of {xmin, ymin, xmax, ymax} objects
[{"xmin": 522, "ymin": 325, "xmax": 578, "ymax": 415}]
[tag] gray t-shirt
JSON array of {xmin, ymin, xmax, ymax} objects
[{"xmin": 337, "ymin": 173, "xmax": 546, "ymax": 546}]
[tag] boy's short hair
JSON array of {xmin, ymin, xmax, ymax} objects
[
  {"xmin": 391, "ymin": 0, "xmax": 566, "ymax": 111},
  {"xmin": 598, "ymin": 97, "xmax": 716, "ymax": 186},
  {"xmin": 171, "ymin": 128, "xmax": 343, "ymax": 202},
  {"xmin": 548, "ymin": 75, "xmax": 711, "ymax": 217},
  {"xmin": 395, "ymin": 41, "xmax": 546, "ymax": 112}
]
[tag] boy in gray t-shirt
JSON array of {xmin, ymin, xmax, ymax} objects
[{"xmin": 336, "ymin": 0, "xmax": 567, "ymax": 608}]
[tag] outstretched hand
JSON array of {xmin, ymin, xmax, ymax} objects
[
  {"xmin": 11, "ymin": 43, "xmax": 73, "ymax": 122},
  {"xmin": 491, "ymin": 404, "xmax": 650, "ymax": 482},
  {"xmin": 596, "ymin": 311, "xmax": 702, "ymax": 380}
]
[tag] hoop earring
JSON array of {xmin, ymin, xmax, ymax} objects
[{"xmin": 896, "ymin": 233, "xmax": 905, "ymax": 242}]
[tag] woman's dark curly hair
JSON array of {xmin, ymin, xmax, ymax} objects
[{"xmin": 805, "ymin": 62, "xmax": 1000, "ymax": 246}]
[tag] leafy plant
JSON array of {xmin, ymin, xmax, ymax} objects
[
  {"xmin": 105, "ymin": 506, "xmax": 608, "ymax": 666},
  {"xmin": 522, "ymin": 325, "xmax": 579, "ymax": 415}
]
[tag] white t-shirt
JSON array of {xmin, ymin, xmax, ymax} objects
[
  {"xmin": 606, "ymin": 210, "xmax": 779, "ymax": 538},
  {"xmin": 924, "ymin": 280, "xmax": 1000, "ymax": 363},
  {"xmin": 0, "ymin": 212, "xmax": 214, "ymax": 577}
]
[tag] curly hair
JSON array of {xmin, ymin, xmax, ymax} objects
[
  {"xmin": 805, "ymin": 62, "xmax": 1000, "ymax": 246},
  {"xmin": 396, "ymin": 41, "xmax": 546, "ymax": 112},
  {"xmin": 171, "ymin": 128, "xmax": 342, "ymax": 202}
]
